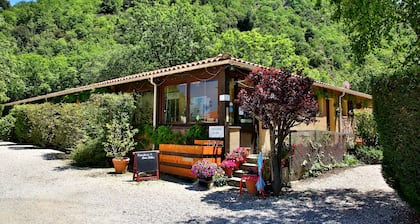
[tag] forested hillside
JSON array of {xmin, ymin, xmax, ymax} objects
[{"xmin": 0, "ymin": 0, "xmax": 414, "ymax": 103}]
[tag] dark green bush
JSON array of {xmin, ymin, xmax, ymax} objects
[
  {"xmin": 354, "ymin": 110, "xmax": 379, "ymax": 147},
  {"xmin": 0, "ymin": 114, "xmax": 16, "ymax": 140},
  {"xmin": 25, "ymin": 103, "xmax": 58, "ymax": 147},
  {"xmin": 144, "ymin": 125, "xmax": 185, "ymax": 147},
  {"xmin": 89, "ymin": 93, "xmax": 136, "ymax": 122},
  {"xmin": 70, "ymin": 137, "xmax": 108, "ymax": 167},
  {"xmin": 354, "ymin": 145, "xmax": 383, "ymax": 164},
  {"xmin": 51, "ymin": 104, "xmax": 103, "ymax": 149},
  {"xmin": 4, "ymin": 93, "xmax": 137, "ymax": 167},
  {"xmin": 372, "ymin": 68, "xmax": 420, "ymax": 212},
  {"xmin": 10, "ymin": 105, "xmax": 32, "ymax": 143},
  {"xmin": 185, "ymin": 124, "xmax": 208, "ymax": 145}
]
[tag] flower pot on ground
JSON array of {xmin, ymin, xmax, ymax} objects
[
  {"xmin": 223, "ymin": 167, "xmax": 233, "ymax": 177},
  {"xmin": 220, "ymin": 159, "xmax": 236, "ymax": 177},
  {"xmin": 226, "ymin": 147, "xmax": 249, "ymax": 169},
  {"xmin": 103, "ymin": 113, "xmax": 137, "ymax": 174},
  {"xmin": 245, "ymin": 177, "xmax": 258, "ymax": 195},
  {"xmin": 191, "ymin": 160, "xmax": 223, "ymax": 189},
  {"xmin": 112, "ymin": 157, "xmax": 130, "ymax": 173},
  {"xmin": 198, "ymin": 177, "xmax": 214, "ymax": 188}
]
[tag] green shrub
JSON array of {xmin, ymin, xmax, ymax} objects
[
  {"xmin": 89, "ymin": 93, "xmax": 135, "ymax": 121},
  {"xmin": 5, "ymin": 93, "xmax": 137, "ymax": 167},
  {"xmin": 10, "ymin": 105, "xmax": 32, "ymax": 143},
  {"xmin": 354, "ymin": 110, "xmax": 379, "ymax": 147},
  {"xmin": 0, "ymin": 114, "xmax": 16, "ymax": 140},
  {"xmin": 145, "ymin": 125, "xmax": 185, "ymax": 147},
  {"xmin": 185, "ymin": 124, "xmax": 208, "ymax": 145},
  {"xmin": 25, "ymin": 103, "xmax": 58, "ymax": 147},
  {"xmin": 354, "ymin": 145, "xmax": 383, "ymax": 164},
  {"xmin": 372, "ymin": 68, "xmax": 420, "ymax": 212},
  {"xmin": 51, "ymin": 104, "xmax": 103, "ymax": 149},
  {"xmin": 103, "ymin": 113, "xmax": 137, "ymax": 158},
  {"xmin": 342, "ymin": 154, "xmax": 360, "ymax": 166},
  {"xmin": 70, "ymin": 137, "xmax": 108, "ymax": 167}
]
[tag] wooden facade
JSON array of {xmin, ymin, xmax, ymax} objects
[{"xmin": 3, "ymin": 54, "xmax": 372, "ymax": 171}]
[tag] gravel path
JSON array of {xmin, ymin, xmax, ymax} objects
[{"xmin": 0, "ymin": 141, "xmax": 417, "ymax": 224}]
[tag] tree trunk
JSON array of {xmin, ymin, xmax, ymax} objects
[
  {"xmin": 271, "ymin": 152, "xmax": 281, "ymax": 196},
  {"xmin": 270, "ymin": 126, "xmax": 282, "ymax": 196},
  {"xmin": 271, "ymin": 126, "xmax": 288, "ymax": 196}
]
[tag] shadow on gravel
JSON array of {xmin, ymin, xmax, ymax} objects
[
  {"xmin": 7, "ymin": 144, "xmax": 41, "ymax": 150},
  {"xmin": 0, "ymin": 142, "xmax": 18, "ymax": 147},
  {"xmin": 43, "ymin": 152, "xmax": 69, "ymax": 160},
  {"xmin": 200, "ymin": 188, "xmax": 414, "ymax": 223},
  {"xmin": 52, "ymin": 165, "xmax": 94, "ymax": 172},
  {"xmin": 159, "ymin": 174, "xmax": 195, "ymax": 186}
]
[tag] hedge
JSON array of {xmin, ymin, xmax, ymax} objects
[
  {"xmin": 1, "ymin": 93, "xmax": 136, "ymax": 167},
  {"xmin": 372, "ymin": 69, "xmax": 419, "ymax": 212}
]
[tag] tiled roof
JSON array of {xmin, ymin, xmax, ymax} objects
[{"xmin": 3, "ymin": 54, "xmax": 371, "ymax": 106}]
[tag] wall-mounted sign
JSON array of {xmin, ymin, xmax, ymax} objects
[
  {"xmin": 219, "ymin": 94, "xmax": 230, "ymax": 102},
  {"xmin": 209, "ymin": 126, "xmax": 224, "ymax": 138}
]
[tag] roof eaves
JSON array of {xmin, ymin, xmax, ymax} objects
[
  {"xmin": 3, "ymin": 56, "xmax": 232, "ymax": 106},
  {"xmin": 3, "ymin": 54, "xmax": 372, "ymax": 106}
]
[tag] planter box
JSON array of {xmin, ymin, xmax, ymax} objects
[{"xmin": 159, "ymin": 143, "xmax": 223, "ymax": 178}]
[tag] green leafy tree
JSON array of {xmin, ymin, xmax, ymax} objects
[
  {"xmin": 331, "ymin": 0, "xmax": 419, "ymax": 63},
  {"xmin": 212, "ymin": 29, "xmax": 308, "ymax": 69},
  {"xmin": 111, "ymin": 2, "xmax": 215, "ymax": 77},
  {"xmin": 331, "ymin": 0, "xmax": 420, "ymax": 212},
  {"xmin": 0, "ymin": 0, "xmax": 10, "ymax": 10}
]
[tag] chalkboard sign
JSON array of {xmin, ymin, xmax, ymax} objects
[{"xmin": 132, "ymin": 150, "xmax": 159, "ymax": 181}]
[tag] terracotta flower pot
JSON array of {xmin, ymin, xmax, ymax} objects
[
  {"xmin": 223, "ymin": 167, "xmax": 233, "ymax": 177},
  {"xmin": 281, "ymin": 158, "xmax": 288, "ymax": 168},
  {"xmin": 246, "ymin": 179, "xmax": 258, "ymax": 195},
  {"xmin": 198, "ymin": 177, "xmax": 214, "ymax": 189},
  {"xmin": 112, "ymin": 157, "xmax": 130, "ymax": 174}
]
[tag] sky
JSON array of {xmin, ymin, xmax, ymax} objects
[{"xmin": 9, "ymin": 0, "xmax": 35, "ymax": 6}]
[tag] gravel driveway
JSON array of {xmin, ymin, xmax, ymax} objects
[{"xmin": 0, "ymin": 141, "xmax": 417, "ymax": 224}]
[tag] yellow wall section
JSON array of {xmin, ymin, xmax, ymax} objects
[{"xmin": 328, "ymin": 98, "xmax": 336, "ymax": 132}]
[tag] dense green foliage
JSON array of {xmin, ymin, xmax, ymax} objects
[
  {"xmin": 6, "ymin": 102, "xmax": 102, "ymax": 148},
  {"xmin": 331, "ymin": 0, "xmax": 419, "ymax": 64},
  {"xmin": 0, "ymin": 113, "xmax": 15, "ymax": 140},
  {"xmin": 0, "ymin": 93, "xmax": 136, "ymax": 167},
  {"xmin": 332, "ymin": 0, "xmax": 419, "ymax": 211},
  {"xmin": 354, "ymin": 145, "xmax": 383, "ymax": 164},
  {"xmin": 144, "ymin": 125, "xmax": 185, "ymax": 147},
  {"xmin": 71, "ymin": 137, "xmax": 108, "ymax": 167},
  {"xmin": 354, "ymin": 110, "xmax": 379, "ymax": 147},
  {"xmin": 372, "ymin": 70, "xmax": 419, "ymax": 212},
  {"xmin": 103, "ymin": 112, "xmax": 137, "ymax": 158},
  {"xmin": 0, "ymin": 0, "xmax": 409, "ymax": 104}
]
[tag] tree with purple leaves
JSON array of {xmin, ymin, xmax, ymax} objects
[{"xmin": 238, "ymin": 67, "xmax": 318, "ymax": 196}]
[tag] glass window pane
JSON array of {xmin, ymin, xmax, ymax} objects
[
  {"xmin": 164, "ymin": 84, "xmax": 187, "ymax": 124},
  {"xmin": 189, "ymin": 80, "xmax": 218, "ymax": 123}
]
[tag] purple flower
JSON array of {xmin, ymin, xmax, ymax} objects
[{"xmin": 191, "ymin": 160, "xmax": 221, "ymax": 178}]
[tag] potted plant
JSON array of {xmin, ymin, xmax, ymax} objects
[
  {"xmin": 103, "ymin": 113, "xmax": 137, "ymax": 174},
  {"xmin": 220, "ymin": 159, "xmax": 236, "ymax": 177},
  {"xmin": 226, "ymin": 147, "xmax": 249, "ymax": 169},
  {"xmin": 191, "ymin": 160, "xmax": 223, "ymax": 188}
]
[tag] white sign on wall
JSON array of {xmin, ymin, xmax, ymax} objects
[{"xmin": 209, "ymin": 126, "xmax": 224, "ymax": 138}]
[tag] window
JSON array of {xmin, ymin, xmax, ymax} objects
[
  {"xmin": 189, "ymin": 80, "xmax": 218, "ymax": 123},
  {"xmin": 164, "ymin": 84, "xmax": 187, "ymax": 124}
]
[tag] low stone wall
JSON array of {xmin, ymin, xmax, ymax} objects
[{"xmin": 286, "ymin": 131, "xmax": 353, "ymax": 181}]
